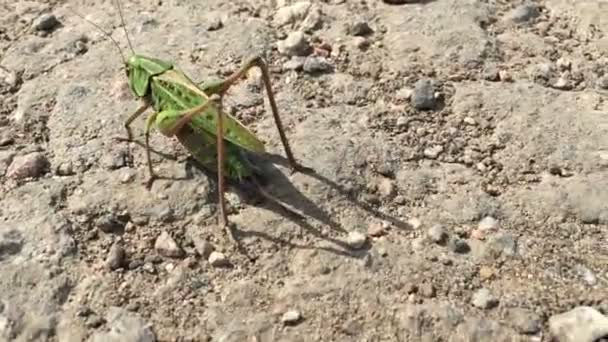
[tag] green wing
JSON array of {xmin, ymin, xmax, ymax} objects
[{"xmin": 157, "ymin": 70, "xmax": 266, "ymax": 154}]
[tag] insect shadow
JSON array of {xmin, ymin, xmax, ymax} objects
[
  {"xmin": 180, "ymin": 148, "xmax": 412, "ymax": 260},
  {"xmin": 183, "ymin": 152, "xmax": 368, "ymax": 260}
]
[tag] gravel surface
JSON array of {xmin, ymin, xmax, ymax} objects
[{"xmin": 1, "ymin": 0, "xmax": 608, "ymax": 341}]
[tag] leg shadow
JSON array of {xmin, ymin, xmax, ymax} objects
[{"xmin": 184, "ymin": 153, "xmax": 375, "ymax": 260}]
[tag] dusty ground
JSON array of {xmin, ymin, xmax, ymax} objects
[{"xmin": 1, "ymin": 0, "xmax": 608, "ymax": 341}]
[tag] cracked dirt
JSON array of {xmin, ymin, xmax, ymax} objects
[{"xmin": 1, "ymin": 0, "xmax": 608, "ymax": 341}]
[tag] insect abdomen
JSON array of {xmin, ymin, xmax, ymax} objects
[{"xmin": 176, "ymin": 126, "xmax": 253, "ymax": 180}]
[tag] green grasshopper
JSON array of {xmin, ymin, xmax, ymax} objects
[{"xmin": 73, "ymin": 1, "xmax": 306, "ymax": 228}]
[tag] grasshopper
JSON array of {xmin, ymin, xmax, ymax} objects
[{"xmin": 74, "ymin": 1, "xmax": 306, "ymax": 228}]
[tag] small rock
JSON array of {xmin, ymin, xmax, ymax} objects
[
  {"xmin": 348, "ymin": 21, "xmax": 373, "ymax": 36},
  {"xmin": 96, "ymin": 214, "xmax": 126, "ymax": 234},
  {"xmin": 484, "ymin": 233, "xmax": 517, "ymax": 258},
  {"xmin": 508, "ymin": 308, "xmax": 542, "ymax": 335},
  {"xmin": 208, "ymin": 251, "xmax": 229, "ymax": 267},
  {"xmin": 352, "ymin": 36, "xmax": 370, "ymax": 50},
  {"xmin": 33, "ymin": 13, "xmax": 60, "ymax": 32},
  {"xmin": 396, "ymin": 87, "xmax": 414, "ymax": 100},
  {"xmin": 277, "ymin": 31, "xmax": 310, "ymax": 56},
  {"xmin": 408, "ymin": 217, "xmax": 422, "ymax": 230},
  {"xmin": 478, "ymin": 216, "xmax": 498, "ymax": 231},
  {"xmin": 597, "ymin": 76, "xmax": 608, "ymax": 89},
  {"xmin": 472, "ymin": 288, "xmax": 498, "ymax": 309},
  {"xmin": 549, "ymin": 306, "xmax": 608, "ymax": 342},
  {"xmin": 85, "ymin": 314, "xmax": 106, "ymax": 328},
  {"xmin": 482, "ymin": 66, "xmax": 500, "ymax": 81},
  {"xmin": 142, "ymin": 263, "xmax": 156, "ymax": 274},
  {"xmin": 6, "ymin": 152, "xmax": 49, "ymax": 179},
  {"xmin": 193, "ymin": 237, "xmax": 214, "ymax": 259},
  {"xmin": 463, "ymin": 117, "xmax": 477, "ymax": 125},
  {"xmin": 498, "ymin": 70, "xmax": 512, "ymax": 82},
  {"xmin": 301, "ymin": 5, "xmax": 323, "ymax": 32},
  {"xmin": 0, "ymin": 151, "xmax": 15, "ymax": 176},
  {"xmin": 106, "ymin": 242, "xmax": 126, "ymax": 270},
  {"xmin": 575, "ymin": 264, "xmax": 598, "ymax": 286},
  {"xmin": 424, "ymin": 145, "xmax": 444, "ymax": 159},
  {"xmin": 303, "ymin": 56, "xmax": 334, "ymax": 74},
  {"xmin": 120, "ymin": 168, "xmax": 136, "ymax": 183},
  {"xmin": 505, "ymin": 4, "xmax": 540, "ymax": 23},
  {"xmin": 283, "ymin": 56, "xmax": 305, "ymax": 71},
  {"xmin": 89, "ymin": 307, "xmax": 156, "ymax": 342},
  {"xmin": 478, "ymin": 266, "xmax": 495, "ymax": 280},
  {"xmin": 427, "ymin": 225, "xmax": 448, "ymax": 245},
  {"xmin": 281, "ymin": 310, "xmax": 302, "ymax": 325},
  {"xmin": 56, "ymin": 161, "xmax": 74, "ymax": 176},
  {"xmin": 377, "ymin": 177, "xmax": 395, "ymax": 198},
  {"xmin": 556, "ymin": 57, "xmax": 572, "ymax": 70},
  {"xmin": 274, "ymin": 2, "xmax": 312, "ymax": 27},
  {"xmin": 420, "ymin": 283, "xmax": 436, "ymax": 298},
  {"xmin": 367, "ymin": 222, "xmax": 386, "ymax": 237},
  {"xmin": 449, "ymin": 238, "xmax": 470, "ymax": 254},
  {"xmin": 0, "ymin": 131, "xmax": 14, "ymax": 146},
  {"xmin": 412, "ymin": 79, "xmax": 438, "ymax": 110},
  {"xmin": 553, "ymin": 77, "xmax": 572, "ymax": 90},
  {"xmin": 206, "ymin": 17, "xmax": 222, "ymax": 31},
  {"xmin": 154, "ymin": 231, "xmax": 184, "ymax": 258},
  {"xmin": 346, "ymin": 231, "xmax": 367, "ymax": 249}
]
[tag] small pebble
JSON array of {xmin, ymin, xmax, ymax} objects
[
  {"xmin": 208, "ymin": 251, "xmax": 229, "ymax": 267},
  {"xmin": 482, "ymin": 66, "xmax": 500, "ymax": 81},
  {"xmin": 277, "ymin": 31, "xmax": 310, "ymax": 57},
  {"xmin": 553, "ymin": 77, "xmax": 572, "ymax": 90},
  {"xmin": 106, "ymin": 242, "xmax": 126, "ymax": 270},
  {"xmin": 33, "ymin": 13, "xmax": 60, "ymax": 32},
  {"xmin": 420, "ymin": 283, "xmax": 436, "ymax": 298},
  {"xmin": 427, "ymin": 225, "xmax": 448, "ymax": 245},
  {"xmin": 472, "ymin": 288, "xmax": 498, "ymax": 309},
  {"xmin": 96, "ymin": 214, "xmax": 126, "ymax": 234},
  {"xmin": 412, "ymin": 79, "xmax": 438, "ymax": 110},
  {"xmin": 498, "ymin": 70, "xmax": 512, "ymax": 82},
  {"xmin": 56, "ymin": 161, "xmax": 74, "ymax": 176},
  {"xmin": 348, "ymin": 21, "xmax": 373, "ymax": 36},
  {"xmin": 505, "ymin": 4, "xmax": 540, "ymax": 23},
  {"xmin": 193, "ymin": 237, "xmax": 215, "ymax": 259},
  {"xmin": 478, "ymin": 216, "xmax": 498, "ymax": 231},
  {"xmin": 597, "ymin": 76, "xmax": 608, "ymax": 89},
  {"xmin": 281, "ymin": 310, "xmax": 302, "ymax": 325},
  {"xmin": 303, "ymin": 56, "xmax": 334, "ymax": 74},
  {"xmin": 396, "ymin": 87, "xmax": 414, "ymax": 100},
  {"xmin": 367, "ymin": 222, "xmax": 386, "ymax": 237},
  {"xmin": 154, "ymin": 231, "xmax": 184, "ymax": 258},
  {"xmin": 283, "ymin": 56, "xmax": 305, "ymax": 71},
  {"xmin": 463, "ymin": 117, "xmax": 477, "ymax": 125},
  {"xmin": 478, "ymin": 266, "xmax": 495, "ymax": 280},
  {"xmin": 346, "ymin": 231, "xmax": 367, "ymax": 249},
  {"xmin": 423, "ymin": 145, "xmax": 444, "ymax": 159},
  {"xmin": 352, "ymin": 36, "xmax": 370, "ymax": 50},
  {"xmin": 407, "ymin": 217, "xmax": 422, "ymax": 230},
  {"xmin": 449, "ymin": 238, "xmax": 470, "ymax": 254},
  {"xmin": 377, "ymin": 177, "xmax": 395, "ymax": 198},
  {"xmin": 274, "ymin": 2, "xmax": 312, "ymax": 26},
  {"xmin": 0, "ymin": 131, "xmax": 14, "ymax": 146},
  {"xmin": 549, "ymin": 306, "xmax": 608, "ymax": 342},
  {"xmin": 206, "ymin": 17, "xmax": 222, "ymax": 31},
  {"xmin": 6, "ymin": 152, "xmax": 49, "ymax": 179},
  {"xmin": 508, "ymin": 308, "xmax": 542, "ymax": 335}
]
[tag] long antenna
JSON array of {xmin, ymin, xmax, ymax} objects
[
  {"xmin": 113, "ymin": 0, "xmax": 135, "ymax": 55},
  {"xmin": 67, "ymin": 7, "xmax": 126, "ymax": 64}
]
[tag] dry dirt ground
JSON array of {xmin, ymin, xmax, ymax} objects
[{"xmin": 1, "ymin": 0, "xmax": 608, "ymax": 341}]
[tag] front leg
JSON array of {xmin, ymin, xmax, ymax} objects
[{"xmin": 113, "ymin": 100, "xmax": 150, "ymax": 143}]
